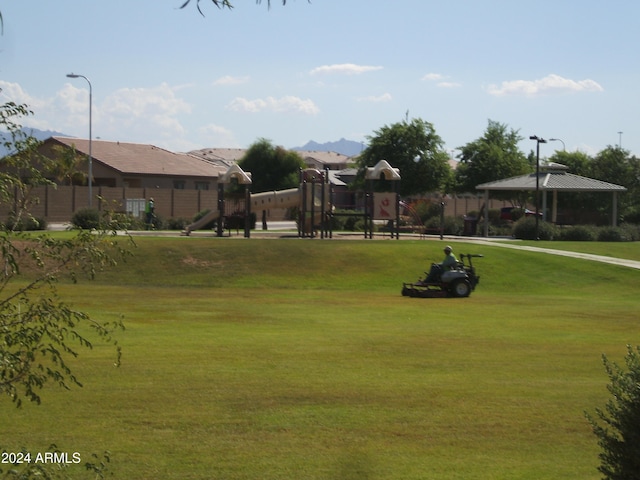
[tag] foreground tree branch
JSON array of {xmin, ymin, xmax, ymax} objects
[
  {"xmin": 179, "ymin": 0, "xmax": 306, "ymax": 15},
  {"xmin": 0, "ymin": 101, "xmax": 133, "ymax": 408}
]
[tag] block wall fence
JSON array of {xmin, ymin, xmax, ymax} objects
[{"xmin": 0, "ymin": 185, "xmax": 506, "ymax": 224}]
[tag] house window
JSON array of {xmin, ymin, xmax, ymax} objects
[
  {"xmin": 124, "ymin": 178, "xmax": 141, "ymax": 188},
  {"xmin": 173, "ymin": 180, "xmax": 186, "ymax": 190},
  {"xmin": 195, "ymin": 182, "xmax": 209, "ymax": 191}
]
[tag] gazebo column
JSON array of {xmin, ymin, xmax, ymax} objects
[
  {"xmin": 542, "ymin": 190, "xmax": 548, "ymax": 221},
  {"xmin": 552, "ymin": 190, "xmax": 558, "ymax": 223},
  {"xmin": 612, "ymin": 192, "xmax": 618, "ymax": 227},
  {"xmin": 483, "ymin": 189, "xmax": 489, "ymax": 237}
]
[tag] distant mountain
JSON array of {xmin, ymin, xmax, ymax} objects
[
  {"xmin": 292, "ymin": 138, "xmax": 365, "ymax": 157},
  {"xmin": 23, "ymin": 127, "xmax": 70, "ymax": 142},
  {"xmin": 1, "ymin": 128, "xmax": 70, "ymax": 156}
]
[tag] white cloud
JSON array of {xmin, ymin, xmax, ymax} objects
[
  {"xmin": 356, "ymin": 93, "xmax": 392, "ymax": 103},
  {"xmin": 437, "ymin": 82, "xmax": 462, "ymax": 88},
  {"xmin": 102, "ymin": 83, "xmax": 191, "ymax": 118},
  {"xmin": 0, "ymin": 81, "xmax": 195, "ymax": 148},
  {"xmin": 199, "ymin": 123, "xmax": 239, "ymax": 148},
  {"xmin": 0, "ymin": 81, "xmax": 42, "ymax": 107},
  {"xmin": 421, "ymin": 73, "xmax": 461, "ymax": 88},
  {"xmin": 226, "ymin": 96, "xmax": 319, "ymax": 115},
  {"xmin": 487, "ymin": 74, "xmax": 604, "ymax": 96},
  {"xmin": 213, "ymin": 75, "xmax": 250, "ymax": 86},
  {"xmin": 92, "ymin": 83, "xmax": 191, "ymax": 142},
  {"xmin": 421, "ymin": 73, "xmax": 445, "ymax": 81},
  {"xmin": 309, "ymin": 63, "xmax": 383, "ymax": 76}
]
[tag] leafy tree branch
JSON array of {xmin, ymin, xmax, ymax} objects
[
  {"xmin": 586, "ymin": 345, "xmax": 640, "ymax": 480},
  {"xmin": 179, "ymin": 0, "xmax": 307, "ymax": 16},
  {"xmin": 0, "ymin": 100, "xmax": 133, "ymax": 409}
]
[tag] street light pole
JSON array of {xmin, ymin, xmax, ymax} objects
[
  {"xmin": 549, "ymin": 138, "xmax": 565, "ymax": 151},
  {"xmin": 529, "ymin": 135, "xmax": 547, "ymax": 240},
  {"xmin": 66, "ymin": 73, "xmax": 93, "ymax": 207}
]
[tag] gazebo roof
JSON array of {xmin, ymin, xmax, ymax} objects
[{"xmin": 475, "ymin": 162, "xmax": 626, "ymax": 193}]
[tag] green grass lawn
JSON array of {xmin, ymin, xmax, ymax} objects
[{"xmin": 2, "ymin": 238, "xmax": 639, "ymax": 479}]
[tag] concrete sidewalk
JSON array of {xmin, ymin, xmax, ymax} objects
[{"xmin": 463, "ymin": 239, "xmax": 640, "ymax": 270}]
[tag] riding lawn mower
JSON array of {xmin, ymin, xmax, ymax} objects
[{"xmin": 402, "ymin": 254, "xmax": 483, "ymax": 298}]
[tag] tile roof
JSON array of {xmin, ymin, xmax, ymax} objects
[
  {"xmin": 297, "ymin": 150, "xmax": 351, "ymax": 166},
  {"xmin": 51, "ymin": 137, "xmax": 225, "ymax": 178},
  {"xmin": 476, "ymin": 166, "xmax": 626, "ymax": 192},
  {"xmin": 189, "ymin": 148, "xmax": 352, "ymax": 168},
  {"xmin": 188, "ymin": 148, "xmax": 245, "ymax": 168}
]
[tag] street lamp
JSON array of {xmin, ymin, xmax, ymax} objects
[
  {"xmin": 549, "ymin": 138, "xmax": 565, "ymax": 151},
  {"xmin": 529, "ymin": 135, "xmax": 547, "ymax": 240},
  {"xmin": 66, "ymin": 73, "xmax": 93, "ymax": 207}
]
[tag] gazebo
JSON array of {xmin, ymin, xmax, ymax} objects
[{"xmin": 476, "ymin": 162, "xmax": 627, "ymax": 237}]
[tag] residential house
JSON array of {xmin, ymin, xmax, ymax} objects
[
  {"xmin": 188, "ymin": 147, "xmax": 353, "ymax": 172},
  {"xmin": 43, "ymin": 137, "xmax": 226, "ymax": 190}
]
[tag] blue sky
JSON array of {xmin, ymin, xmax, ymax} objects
[{"xmin": 1, "ymin": 0, "xmax": 638, "ymax": 158}]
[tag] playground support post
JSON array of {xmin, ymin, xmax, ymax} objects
[
  {"xmin": 396, "ymin": 191, "xmax": 401, "ymax": 240},
  {"xmin": 321, "ymin": 167, "xmax": 328, "ymax": 239},
  {"xmin": 244, "ymin": 185, "xmax": 251, "ymax": 238},
  {"xmin": 216, "ymin": 182, "xmax": 225, "ymax": 237},
  {"xmin": 440, "ymin": 201, "xmax": 445, "ymax": 240},
  {"xmin": 310, "ymin": 180, "xmax": 316, "ymax": 238}
]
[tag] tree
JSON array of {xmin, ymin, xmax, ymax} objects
[
  {"xmin": 356, "ymin": 117, "xmax": 452, "ymax": 197},
  {"xmin": 42, "ymin": 144, "xmax": 87, "ymax": 186},
  {"xmin": 0, "ymin": 101, "xmax": 130, "ymax": 407},
  {"xmin": 586, "ymin": 345, "xmax": 640, "ymax": 480},
  {"xmin": 454, "ymin": 120, "xmax": 530, "ymax": 198},
  {"xmin": 590, "ymin": 146, "xmax": 640, "ymax": 222},
  {"xmin": 0, "ymin": 101, "xmax": 130, "ymax": 476},
  {"xmin": 238, "ymin": 138, "xmax": 306, "ymax": 193},
  {"xmin": 548, "ymin": 149, "xmax": 592, "ymax": 176},
  {"xmin": 179, "ymin": 0, "xmax": 304, "ymax": 15},
  {"xmin": 0, "ymin": 1, "xmax": 304, "ymax": 32}
]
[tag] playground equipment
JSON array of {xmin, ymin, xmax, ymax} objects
[
  {"xmin": 182, "ymin": 160, "xmax": 410, "ymax": 239},
  {"xmin": 402, "ymin": 254, "xmax": 483, "ymax": 298},
  {"xmin": 364, "ymin": 160, "xmax": 401, "ymax": 239},
  {"xmin": 182, "ymin": 165, "xmax": 331, "ymax": 237}
]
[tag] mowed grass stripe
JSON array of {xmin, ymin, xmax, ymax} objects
[{"xmin": 2, "ymin": 238, "xmax": 638, "ymax": 479}]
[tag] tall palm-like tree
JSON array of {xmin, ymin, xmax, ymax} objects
[{"xmin": 44, "ymin": 144, "xmax": 88, "ymax": 186}]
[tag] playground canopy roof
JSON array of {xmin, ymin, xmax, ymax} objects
[
  {"xmin": 474, "ymin": 162, "xmax": 627, "ymax": 234},
  {"xmin": 475, "ymin": 162, "xmax": 627, "ymax": 193},
  {"xmin": 365, "ymin": 160, "xmax": 401, "ymax": 181}
]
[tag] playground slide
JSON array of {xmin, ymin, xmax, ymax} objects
[
  {"xmin": 183, "ymin": 187, "xmax": 301, "ymax": 235},
  {"xmin": 183, "ymin": 209, "xmax": 220, "ymax": 234}
]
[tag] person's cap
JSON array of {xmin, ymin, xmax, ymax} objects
[{"xmin": 444, "ymin": 245, "xmax": 452, "ymax": 252}]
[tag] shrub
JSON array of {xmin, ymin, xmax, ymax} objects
[
  {"xmin": 166, "ymin": 217, "xmax": 190, "ymax": 230},
  {"xmin": 344, "ymin": 215, "xmax": 366, "ymax": 232},
  {"xmin": 424, "ymin": 215, "xmax": 464, "ymax": 236},
  {"xmin": 107, "ymin": 212, "xmax": 136, "ymax": 231},
  {"xmin": 597, "ymin": 226, "xmax": 636, "ymax": 242},
  {"xmin": 512, "ymin": 217, "xmax": 557, "ymax": 240},
  {"xmin": 4, "ymin": 214, "xmax": 47, "ymax": 231},
  {"xmin": 71, "ymin": 208, "xmax": 101, "ymax": 230},
  {"xmin": 508, "ymin": 208, "xmax": 525, "ymax": 222},
  {"xmin": 558, "ymin": 225, "xmax": 597, "ymax": 241},
  {"xmin": 619, "ymin": 223, "xmax": 640, "ymax": 241},
  {"xmin": 418, "ymin": 201, "xmax": 444, "ymax": 223},
  {"xmin": 586, "ymin": 345, "xmax": 640, "ymax": 480}
]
